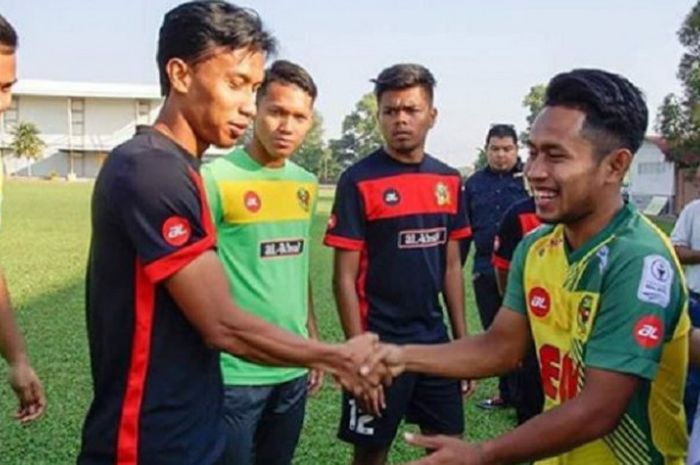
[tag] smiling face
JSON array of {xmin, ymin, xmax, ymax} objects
[
  {"xmin": 177, "ymin": 46, "xmax": 266, "ymax": 149},
  {"xmin": 378, "ymin": 85, "xmax": 436, "ymax": 157},
  {"xmin": 525, "ymin": 106, "xmax": 607, "ymax": 225}
]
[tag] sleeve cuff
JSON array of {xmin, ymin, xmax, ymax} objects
[
  {"xmin": 449, "ymin": 226, "xmax": 472, "ymax": 240},
  {"xmin": 585, "ymin": 346, "xmax": 659, "ymax": 381},
  {"xmin": 492, "ymin": 254, "xmax": 511, "ymax": 270},
  {"xmin": 323, "ymin": 233, "xmax": 364, "ymax": 251},
  {"xmin": 143, "ymin": 234, "xmax": 216, "ymax": 283}
]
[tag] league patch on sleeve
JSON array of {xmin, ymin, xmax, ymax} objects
[{"xmin": 636, "ymin": 255, "xmax": 673, "ymax": 308}]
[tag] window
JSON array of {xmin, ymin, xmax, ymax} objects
[
  {"xmin": 638, "ymin": 162, "xmax": 667, "ymax": 175},
  {"xmin": 3, "ymin": 96, "xmax": 18, "ymax": 132},
  {"xmin": 70, "ymin": 98, "xmax": 85, "ymax": 138},
  {"xmin": 137, "ymin": 100, "xmax": 151, "ymax": 125}
]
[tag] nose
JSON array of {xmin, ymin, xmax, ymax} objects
[
  {"xmin": 240, "ymin": 91, "xmax": 256, "ymax": 120},
  {"xmin": 278, "ymin": 116, "xmax": 293, "ymax": 134}
]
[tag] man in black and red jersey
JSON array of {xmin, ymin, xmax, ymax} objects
[
  {"xmin": 79, "ymin": 3, "xmax": 379, "ymax": 465},
  {"xmin": 492, "ymin": 197, "xmax": 543, "ymax": 425},
  {"xmin": 324, "ymin": 64, "xmax": 473, "ymax": 465}
]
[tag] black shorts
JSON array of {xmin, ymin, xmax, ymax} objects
[{"xmin": 337, "ymin": 373, "xmax": 464, "ymax": 447}]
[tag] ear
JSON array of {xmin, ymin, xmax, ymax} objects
[
  {"xmin": 429, "ymin": 106, "xmax": 438, "ymax": 129},
  {"xmin": 165, "ymin": 58, "xmax": 192, "ymax": 95},
  {"xmin": 604, "ymin": 148, "xmax": 632, "ymax": 184}
]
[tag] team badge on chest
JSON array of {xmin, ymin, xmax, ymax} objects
[
  {"xmin": 434, "ymin": 182, "xmax": 450, "ymax": 206},
  {"xmin": 297, "ymin": 187, "xmax": 310, "ymax": 212}
]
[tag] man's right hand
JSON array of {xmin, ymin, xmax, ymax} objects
[
  {"xmin": 8, "ymin": 361, "xmax": 45, "ymax": 423},
  {"xmin": 331, "ymin": 333, "xmax": 382, "ymax": 398}
]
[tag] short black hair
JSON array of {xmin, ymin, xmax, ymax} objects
[
  {"xmin": 0, "ymin": 14, "xmax": 18, "ymax": 51},
  {"xmin": 157, "ymin": 1, "xmax": 277, "ymax": 96},
  {"xmin": 486, "ymin": 124, "xmax": 518, "ymax": 146},
  {"xmin": 257, "ymin": 60, "xmax": 317, "ymax": 103},
  {"xmin": 372, "ymin": 64, "xmax": 436, "ymax": 103},
  {"xmin": 544, "ymin": 68, "xmax": 648, "ymax": 157}
]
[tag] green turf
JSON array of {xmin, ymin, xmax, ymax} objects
[{"xmin": 2, "ymin": 181, "xmax": 672, "ymax": 464}]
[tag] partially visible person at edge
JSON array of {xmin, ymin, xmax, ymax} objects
[
  {"xmin": 462, "ymin": 123, "xmax": 529, "ymax": 410},
  {"xmin": 202, "ymin": 59, "xmax": 323, "ymax": 465},
  {"xmin": 671, "ymin": 167, "xmax": 700, "ymax": 436},
  {"xmin": 371, "ymin": 68, "xmax": 689, "ymax": 465},
  {"xmin": 324, "ymin": 63, "xmax": 473, "ymax": 465},
  {"xmin": 0, "ymin": 12, "xmax": 45, "ymax": 425},
  {"xmin": 492, "ymin": 196, "xmax": 544, "ymax": 427},
  {"xmin": 78, "ymin": 3, "xmax": 382, "ymax": 465}
]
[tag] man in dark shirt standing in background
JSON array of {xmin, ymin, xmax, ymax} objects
[{"xmin": 462, "ymin": 124, "xmax": 528, "ymax": 410}]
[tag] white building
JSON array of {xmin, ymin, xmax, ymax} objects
[
  {"xmin": 627, "ymin": 137, "xmax": 676, "ymax": 215},
  {"xmin": 0, "ymin": 79, "xmax": 162, "ymax": 178}
]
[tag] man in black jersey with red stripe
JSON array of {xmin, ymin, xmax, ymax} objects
[
  {"xmin": 325, "ymin": 64, "xmax": 473, "ymax": 465},
  {"xmin": 79, "ymin": 3, "xmax": 379, "ymax": 464},
  {"xmin": 492, "ymin": 197, "xmax": 544, "ymax": 425}
]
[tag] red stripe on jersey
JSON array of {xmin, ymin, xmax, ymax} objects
[
  {"xmin": 143, "ymin": 168, "xmax": 217, "ymax": 283},
  {"xmin": 519, "ymin": 213, "xmax": 541, "ymax": 235},
  {"xmin": 357, "ymin": 247, "xmax": 369, "ymax": 331},
  {"xmin": 116, "ymin": 262, "xmax": 155, "ymax": 465},
  {"xmin": 449, "ymin": 226, "xmax": 472, "ymax": 240},
  {"xmin": 357, "ymin": 173, "xmax": 461, "ymax": 221},
  {"xmin": 492, "ymin": 254, "xmax": 511, "ymax": 271},
  {"xmin": 324, "ymin": 234, "xmax": 365, "ymax": 251}
]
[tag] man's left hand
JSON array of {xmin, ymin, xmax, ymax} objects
[{"xmin": 401, "ymin": 433, "xmax": 486, "ymax": 465}]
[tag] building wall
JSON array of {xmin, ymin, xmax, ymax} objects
[
  {"xmin": 628, "ymin": 141, "xmax": 675, "ymax": 197},
  {"xmin": 0, "ymin": 94, "xmax": 161, "ymax": 177}
]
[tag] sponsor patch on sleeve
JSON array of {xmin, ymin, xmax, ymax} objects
[{"xmin": 636, "ymin": 255, "xmax": 673, "ymax": 308}]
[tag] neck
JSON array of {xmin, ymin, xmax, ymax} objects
[
  {"xmin": 246, "ymin": 137, "xmax": 285, "ymax": 168},
  {"xmin": 564, "ymin": 194, "xmax": 624, "ymax": 250},
  {"xmin": 384, "ymin": 144, "xmax": 425, "ymax": 164},
  {"xmin": 153, "ymin": 100, "xmax": 208, "ymax": 158}
]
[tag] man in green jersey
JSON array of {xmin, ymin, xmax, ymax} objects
[
  {"xmin": 365, "ymin": 69, "xmax": 689, "ymax": 465},
  {"xmin": 203, "ymin": 60, "xmax": 321, "ymax": 465}
]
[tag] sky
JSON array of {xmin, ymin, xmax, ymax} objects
[{"xmin": 1, "ymin": 0, "xmax": 696, "ymax": 167}]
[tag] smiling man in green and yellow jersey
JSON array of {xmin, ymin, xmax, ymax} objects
[
  {"xmin": 372, "ymin": 69, "xmax": 689, "ymax": 465},
  {"xmin": 202, "ymin": 60, "xmax": 320, "ymax": 465}
]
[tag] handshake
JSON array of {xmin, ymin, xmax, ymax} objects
[{"xmin": 324, "ymin": 333, "xmax": 404, "ymax": 414}]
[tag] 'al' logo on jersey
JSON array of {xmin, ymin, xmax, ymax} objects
[
  {"xmin": 259, "ymin": 239, "xmax": 305, "ymax": 259},
  {"xmin": 244, "ymin": 191, "xmax": 262, "ymax": 213},
  {"xmin": 434, "ymin": 182, "xmax": 450, "ymax": 206},
  {"xmin": 528, "ymin": 286, "xmax": 551, "ymax": 318},
  {"xmin": 634, "ymin": 315, "xmax": 664, "ymax": 349},
  {"xmin": 398, "ymin": 227, "xmax": 447, "ymax": 249},
  {"xmin": 383, "ymin": 188, "xmax": 401, "ymax": 206},
  {"xmin": 162, "ymin": 216, "xmax": 191, "ymax": 247},
  {"xmin": 297, "ymin": 187, "xmax": 310, "ymax": 212}
]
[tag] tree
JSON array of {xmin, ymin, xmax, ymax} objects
[
  {"xmin": 293, "ymin": 111, "xmax": 327, "ymax": 175},
  {"xmin": 10, "ymin": 121, "xmax": 45, "ymax": 177},
  {"xmin": 521, "ymin": 84, "xmax": 546, "ymax": 142},
  {"xmin": 473, "ymin": 147, "xmax": 488, "ymax": 171},
  {"xmin": 328, "ymin": 92, "xmax": 384, "ymax": 178},
  {"xmin": 656, "ymin": 1, "xmax": 700, "ymax": 166}
]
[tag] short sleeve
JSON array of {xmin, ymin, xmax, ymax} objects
[
  {"xmin": 449, "ymin": 178, "xmax": 471, "ymax": 241},
  {"xmin": 670, "ymin": 205, "xmax": 692, "ymax": 247},
  {"xmin": 585, "ymin": 251, "xmax": 687, "ymax": 380},
  {"xmin": 492, "ymin": 206, "xmax": 522, "ymax": 270},
  {"xmin": 502, "ymin": 239, "xmax": 528, "ymax": 314},
  {"xmin": 111, "ymin": 151, "xmax": 215, "ymax": 283},
  {"xmin": 323, "ymin": 171, "xmax": 366, "ymax": 250},
  {"xmin": 201, "ymin": 162, "xmax": 223, "ymax": 227}
]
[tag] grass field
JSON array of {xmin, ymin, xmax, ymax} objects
[{"xmin": 0, "ymin": 180, "xmax": 668, "ymax": 464}]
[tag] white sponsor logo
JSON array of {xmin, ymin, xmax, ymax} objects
[
  {"xmin": 259, "ymin": 239, "xmax": 305, "ymax": 258},
  {"xmin": 637, "ymin": 324, "xmax": 660, "ymax": 341},
  {"xmin": 637, "ymin": 255, "xmax": 673, "ymax": 307},
  {"xmin": 398, "ymin": 227, "xmax": 447, "ymax": 249}
]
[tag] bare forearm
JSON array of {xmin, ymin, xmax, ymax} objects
[
  {"xmin": 402, "ymin": 333, "xmax": 521, "ymax": 380},
  {"xmin": 674, "ymin": 246, "xmax": 700, "ymax": 265},
  {"xmin": 443, "ymin": 262, "xmax": 466, "ymax": 339},
  {"xmin": 0, "ymin": 273, "xmax": 28, "ymax": 366},
  {"xmin": 481, "ymin": 396, "xmax": 618, "ymax": 464},
  {"xmin": 333, "ymin": 277, "xmax": 364, "ymax": 339}
]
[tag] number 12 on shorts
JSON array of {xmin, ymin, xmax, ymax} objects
[{"xmin": 348, "ymin": 399, "xmax": 375, "ymax": 435}]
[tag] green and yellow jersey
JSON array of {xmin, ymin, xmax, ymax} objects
[
  {"xmin": 202, "ymin": 147, "xmax": 318, "ymax": 386},
  {"xmin": 504, "ymin": 202, "xmax": 689, "ymax": 464}
]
